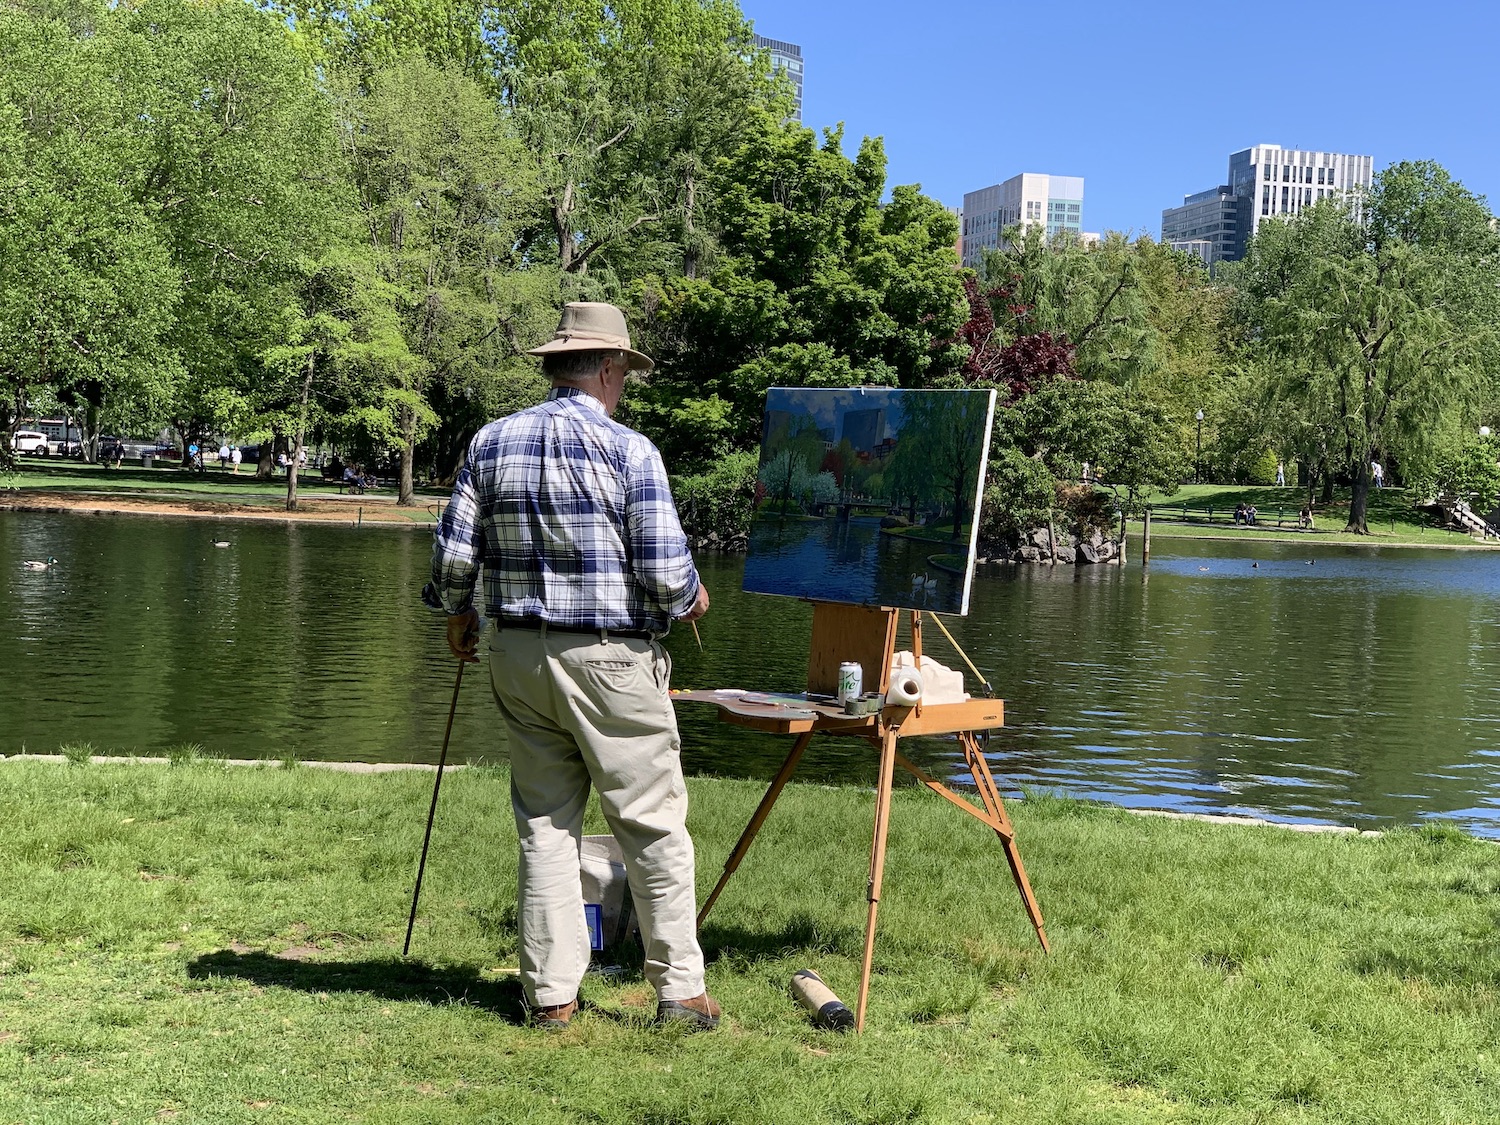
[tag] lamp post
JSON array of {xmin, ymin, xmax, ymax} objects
[{"xmin": 1195, "ymin": 409, "xmax": 1204, "ymax": 484}]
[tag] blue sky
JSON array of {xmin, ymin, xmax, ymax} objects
[{"xmin": 744, "ymin": 0, "xmax": 1500, "ymax": 238}]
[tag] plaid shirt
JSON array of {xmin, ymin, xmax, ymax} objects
[{"xmin": 429, "ymin": 386, "xmax": 700, "ymax": 633}]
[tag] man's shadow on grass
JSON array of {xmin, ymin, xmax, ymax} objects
[{"xmin": 187, "ymin": 950, "xmax": 526, "ymax": 1022}]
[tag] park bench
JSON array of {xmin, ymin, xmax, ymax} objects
[{"xmin": 1148, "ymin": 502, "xmax": 1315, "ymax": 531}]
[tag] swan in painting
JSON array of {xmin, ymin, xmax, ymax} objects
[{"xmin": 22, "ymin": 557, "xmax": 57, "ymax": 570}]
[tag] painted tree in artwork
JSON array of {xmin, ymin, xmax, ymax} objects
[{"xmin": 895, "ymin": 390, "xmax": 994, "ymax": 539}]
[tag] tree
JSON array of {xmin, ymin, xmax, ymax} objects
[
  {"xmin": 975, "ymin": 229, "xmax": 1158, "ymax": 389},
  {"xmin": 498, "ymin": 0, "xmax": 770, "ymax": 292},
  {"xmin": 0, "ymin": 6, "xmax": 178, "ymax": 465},
  {"xmin": 635, "ymin": 120, "xmax": 965, "ymax": 469},
  {"xmin": 345, "ymin": 55, "xmax": 542, "ymax": 503},
  {"xmin": 1239, "ymin": 162, "xmax": 1500, "ymax": 532},
  {"xmin": 116, "ymin": 0, "xmax": 343, "ymax": 465},
  {"xmin": 895, "ymin": 390, "xmax": 993, "ymax": 539}
]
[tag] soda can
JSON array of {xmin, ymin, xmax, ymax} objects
[{"xmin": 837, "ymin": 661, "xmax": 863, "ymax": 703}]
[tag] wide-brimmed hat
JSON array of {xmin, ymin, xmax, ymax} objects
[{"xmin": 526, "ymin": 302, "xmax": 654, "ymax": 373}]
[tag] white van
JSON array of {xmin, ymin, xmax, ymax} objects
[{"xmin": 11, "ymin": 430, "xmax": 49, "ymax": 456}]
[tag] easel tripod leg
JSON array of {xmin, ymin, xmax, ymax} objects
[
  {"xmin": 960, "ymin": 732, "xmax": 1049, "ymax": 953},
  {"xmin": 697, "ymin": 731, "xmax": 814, "ymax": 928},
  {"xmin": 856, "ymin": 728, "xmax": 899, "ymax": 1032}
]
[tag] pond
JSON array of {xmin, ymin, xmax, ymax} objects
[{"xmin": 5, "ymin": 510, "xmax": 1500, "ymax": 837}]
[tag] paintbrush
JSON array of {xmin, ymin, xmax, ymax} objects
[{"xmin": 690, "ymin": 619, "xmax": 703, "ymax": 650}]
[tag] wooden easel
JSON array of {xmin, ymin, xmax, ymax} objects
[{"xmin": 674, "ymin": 601, "xmax": 1049, "ymax": 1032}]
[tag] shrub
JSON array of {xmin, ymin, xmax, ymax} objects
[
  {"xmin": 978, "ymin": 447, "xmax": 1054, "ymax": 547},
  {"xmin": 673, "ymin": 450, "xmax": 758, "ymax": 543},
  {"xmin": 1246, "ymin": 448, "xmax": 1280, "ymax": 485}
]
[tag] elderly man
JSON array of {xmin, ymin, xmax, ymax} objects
[{"xmin": 428, "ymin": 302, "xmax": 717, "ymax": 1032}]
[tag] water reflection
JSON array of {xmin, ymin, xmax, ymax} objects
[
  {"xmin": 5, "ymin": 512, "xmax": 1500, "ymax": 836},
  {"xmin": 745, "ymin": 517, "xmax": 962, "ymax": 611}
]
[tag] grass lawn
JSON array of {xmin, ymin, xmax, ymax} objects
[
  {"xmin": 2, "ymin": 759, "xmax": 1498, "ymax": 1123},
  {"xmin": 1135, "ymin": 484, "xmax": 1491, "ymax": 549}
]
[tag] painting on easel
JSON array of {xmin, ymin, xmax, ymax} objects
[{"xmin": 743, "ymin": 386, "xmax": 996, "ymax": 615}]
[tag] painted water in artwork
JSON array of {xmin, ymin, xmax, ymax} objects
[{"xmin": 742, "ymin": 386, "xmax": 995, "ymax": 614}]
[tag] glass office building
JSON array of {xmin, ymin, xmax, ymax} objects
[
  {"xmin": 753, "ymin": 34, "xmax": 803, "ymax": 122},
  {"xmin": 1163, "ymin": 145, "xmax": 1374, "ymax": 264}
]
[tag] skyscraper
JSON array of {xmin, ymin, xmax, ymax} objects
[
  {"xmin": 961, "ymin": 173, "xmax": 1087, "ymax": 269},
  {"xmin": 1160, "ymin": 185, "xmax": 1243, "ymax": 267},
  {"xmin": 1163, "ymin": 145, "xmax": 1374, "ymax": 265},
  {"xmin": 753, "ymin": 34, "xmax": 803, "ymax": 122}
]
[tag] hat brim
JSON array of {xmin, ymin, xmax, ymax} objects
[{"xmin": 526, "ymin": 337, "xmax": 655, "ymax": 373}]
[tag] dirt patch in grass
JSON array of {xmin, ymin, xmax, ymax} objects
[{"xmin": 0, "ymin": 490, "xmax": 429, "ymax": 526}]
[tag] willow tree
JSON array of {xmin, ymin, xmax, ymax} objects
[{"xmin": 1240, "ymin": 162, "xmax": 1500, "ymax": 532}]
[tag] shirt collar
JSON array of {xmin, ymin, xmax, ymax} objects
[{"xmin": 547, "ymin": 385, "xmax": 609, "ymax": 418}]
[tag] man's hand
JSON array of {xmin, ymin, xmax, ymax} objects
[
  {"xmin": 678, "ymin": 582, "xmax": 709, "ymax": 622},
  {"xmin": 446, "ymin": 608, "xmax": 481, "ymax": 663}
]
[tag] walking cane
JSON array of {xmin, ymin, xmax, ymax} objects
[{"xmin": 403, "ymin": 660, "xmax": 466, "ymax": 956}]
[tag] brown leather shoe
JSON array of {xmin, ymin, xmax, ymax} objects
[
  {"xmin": 530, "ymin": 998, "xmax": 578, "ymax": 1030},
  {"xmin": 655, "ymin": 992, "xmax": 721, "ymax": 1032}
]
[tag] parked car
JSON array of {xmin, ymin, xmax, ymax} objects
[{"xmin": 11, "ymin": 430, "xmax": 49, "ymax": 456}]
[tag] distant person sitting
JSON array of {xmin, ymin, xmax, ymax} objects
[
  {"xmin": 1299, "ymin": 503, "xmax": 1314, "ymax": 530},
  {"xmin": 1246, "ymin": 504, "xmax": 1258, "ymax": 526},
  {"xmin": 1234, "ymin": 503, "xmax": 1247, "ymax": 525}
]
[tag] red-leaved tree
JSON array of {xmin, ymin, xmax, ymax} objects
[{"xmin": 954, "ymin": 273, "xmax": 1074, "ymax": 403}]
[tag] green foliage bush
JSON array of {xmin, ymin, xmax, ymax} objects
[
  {"xmin": 978, "ymin": 447, "xmax": 1054, "ymax": 545},
  {"xmin": 1246, "ymin": 448, "xmax": 1280, "ymax": 485},
  {"xmin": 1407, "ymin": 434, "xmax": 1500, "ymax": 509},
  {"xmin": 672, "ymin": 450, "xmax": 758, "ymax": 543}
]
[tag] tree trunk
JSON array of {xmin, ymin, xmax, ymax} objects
[
  {"xmin": 286, "ymin": 353, "xmax": 316, "ymax": 512},
  {"xmin": 1346, "ymin": 462, "xmax": 1372, "ymax": 534},
  {"xmin": 255, "ymin": 432, "xmax": 281, "ymax": 480},
  {"xmin": 397, "ymin": 406, "xmax": 416, "ymax": 506},
  {"xmin": 683, "ymin": 170, "xmax": 698, "ymax": 280},
  {"xmin": 1319, "ymin": 462, "xmax": 1334, "ymax": 505}
]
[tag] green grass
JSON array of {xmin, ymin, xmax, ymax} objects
[
  {"xmin": 1136, "ymin": 484, "xmax": 1490, "ymax": 549},
  {"xmin": 1, "ymin": 760, "xmax": 1497, "ymax": 1122}
]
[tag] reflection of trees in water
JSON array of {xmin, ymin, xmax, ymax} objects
[{"xmin": 819, "ymin": 516, "xmax": 874, "ymax": 568}]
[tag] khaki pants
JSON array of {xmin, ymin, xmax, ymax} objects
[{"xmin": 487, "ymin": 625, "xmax": 705, "ymax": 1008}]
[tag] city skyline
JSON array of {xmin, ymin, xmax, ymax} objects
[{"xmin": 743, "ymin": 0, "xmax": 1499, "ymax": 239}]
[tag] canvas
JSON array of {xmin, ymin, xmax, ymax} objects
[{"xmin": 742, "ymin": 386, "xmax": 996, "ymax": 615}]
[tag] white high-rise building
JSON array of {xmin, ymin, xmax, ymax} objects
[
  {"xmin": 961, "ymin": 173, "xmax": 1087, "ymax": 269},
  {"xmin": 1163, "ymin": 145, "xmax": 1374, "ymax": 264},
  {"xmin": 1228, "ymin": 144, "xmax": 1372, "ymax": 255}
]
